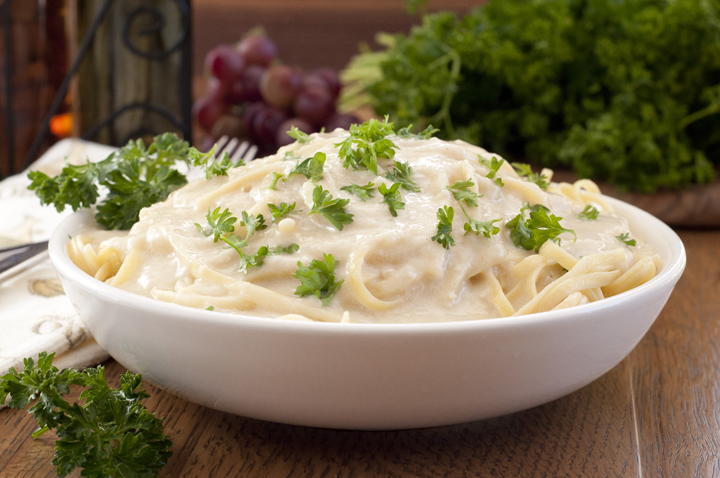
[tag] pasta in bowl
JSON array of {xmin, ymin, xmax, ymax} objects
[{"xmin": 49, "ymin": 124, "xmax": 685, "ymax": 429}]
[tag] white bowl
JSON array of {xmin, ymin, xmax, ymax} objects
[{"xmin": 49, "ymin": 198, "xmax": 685, "ymax": 430}]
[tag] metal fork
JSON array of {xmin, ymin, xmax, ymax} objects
[{"xmin": 0, "ymin": 137, "xmax": 258, "ymax": 284}]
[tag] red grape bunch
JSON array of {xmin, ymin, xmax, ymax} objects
[{"xmin": 193, "ymin": 33, "xmax": 358, "ymax": 157}]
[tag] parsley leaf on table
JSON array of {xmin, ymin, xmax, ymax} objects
[
  {"xmin": 340, "ymin": 182, "xmax": 376, "ymax": 201},
  {"xmin": 460, "ymin": 205, "xmax": 501, "ymax": 238},
  {"xmin": 0, "ymin": 352, "xmax": 172, "ymax": 478},
  {"xmin": 309, "ymin": 185, "xmax": 354, "ymax": 230},
  {"xmin": 578, "ymin": 205, "xmax": 599, "ymax": 220},
  {"xmin": 616, "ymin": 232, "xmax": 637, "ymax": 247},
  {"xmin": 378, "ymin": 182, "xmax": 405, "ymax": 217},
  {"xmin": 506, "ymin": 203, "xmax": 576, "ymax": 252},
  {"xmin": 446, "ymin": 179, "xmax": 482, "ymax": 207},
  {"xmin": 28, "ymin": 133, "xmax": 190, "ymax": 230},
  {"xmin": 432, "ymin": 205, "xmax": 456, "ymax": 249},
  {"xmin": 293, "ymin": 253, "xmax": 344, "ymax": 306}
]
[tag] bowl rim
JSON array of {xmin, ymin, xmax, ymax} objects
[{"xmin": 49, "ymin": 196, "xmax": 686, "ymax": 336}]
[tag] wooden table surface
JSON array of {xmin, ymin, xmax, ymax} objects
[{"xmin": 0, "ymin": 229, "xmax": 718, "ymax": 477}]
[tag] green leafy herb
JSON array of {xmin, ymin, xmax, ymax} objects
[
  {"xmin": 268, "ymin": 243, "xmax": 300, "ymax": 255},
  {"xmin": 268, "ymin": 172, "xmax": 283, "ymax": 190},
  {"xmin": 238, "ymin": 243, "xmax": 299, "ymax": 274},
  {"xmin": 460, "ymin": 205, "xmax": 501, "ymax": 238},
  {"xmin": 293, "ymin": 253, "xmax": 344, "ymax": 306},
  {"xmin": 189, "ymin": 144, "xmax": 243, "ymax": 179},
  {"xmin": 479, "ymin": 156, "xmax": 504, "ymax": 187},
  {"xmin": 335, "ymin": 117, "xmax": 397, "ymax": 175},
  {"xmin": 511, "ymin": 162, "xmax": 549, "ymax": 190},
  {"xmin": 507, "ymin": 203, "xmax": 576, "ymax": 252},
  {"xmin": 309, "ymin": 185, "xmax": 354, "ymax": 230},
  {"xmin": 206, "ymin": 306, "xmax": 214, "ymax": 311},
  {"xmin": 340, "ymin": 182, "xmax": 376, "ymax": 201},
  {"xmin": 196, "ymin": 208, "xmax": 267, "ymax": 267},
  {"xmin": 28, "ymin": 134, "xmax": 189, "ymax": 230},
  {"xmin": 0, "ymin": 352, "xmax": 172, "ymax": 478},
  {"xmin": 385, "ymin": 160, "xmax": 420, "ymax": 192},
  {"xmin": 267, "ymin": 202, "xmax": 296, "ymax": 222},
  {"xmin": 285, "ymin": 152, "xmax": 326, "ymax": 182},
  {"xmin": 616, "ymin": 232, "xmax": 637, "ymax": 247},
  {"xmin": 446, "ymin": 179, "xmax": 482, "ymax": 207},
  {"xmin": 283, "ymin": 150, "xmax": 301, "ymax": 161},
  {"xmin": 396, "ymin": 124, "xmax": 439, "ymax": 139},
  {"xmin": 239, "ymin": 210, "xmax": 268, "ymax": 239},
  {"xmin": 287, "ymin": 126, "xmax": 312, "ymax": 143},
  {"xmin": 578, "ymin": 205, "xmax": 600, "ymax": 220},
  {"xmin": 378, "ymin": 182, "xmax": 405, "ymax": 217},
  {"xmin": 431, "ymin": 205, "xmax": 456, "ymax": 249}
]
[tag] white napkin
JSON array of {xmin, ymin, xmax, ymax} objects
[{"xmin": 0, "ymin": 139, "xmax": 116, "ymax": 391}]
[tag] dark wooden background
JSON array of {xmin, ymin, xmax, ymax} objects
[{"xmin": 1, "ymin": 230, "xmax": 718, "ymax": 478}]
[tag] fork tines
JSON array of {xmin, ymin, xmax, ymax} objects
[{"xmin": 215, "ymin": 136, "xmax": 257, "ymax": 164}]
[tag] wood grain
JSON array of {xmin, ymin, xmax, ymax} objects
[{"xmin": 1, "ymin": 230, "xmax": 716, "ymax": 477}]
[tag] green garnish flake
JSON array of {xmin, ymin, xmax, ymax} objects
[
  {"xmin": 28, "ymin": 133, "xmax": 189, "ymax": 230},
  {"xmin": 238, "ymin": 243, "xmax": 299, "ymax": 275},
  {"xmin": 378, "ymin": 182, "xmax": 405, "ymax": 217},
  {"xmin": 511, "ymin": 162, "xmax": 549, "ymax": 190},
  {"xmin": 335, "ymin": 116, "xmax": 397, "ymax": 175},
  {"xmin": 309, "ymin": 185, "xmax": 354, "ymax": 230},
  {"xmin": 285, "ymin": 152, "xmax": 326, "ymax": 182},
  {"xmin": 287, "ymin": 126, "xmax": 312, "ymax": 143},
  {"xmin": 507, "ymin": 203, "xmax": 576, "ymax": 252},
  {"xmin": 385, "ymin": 160, "xmax": 420, "ymax": 192},
  {"xmin": 446, "ymin": 179, "xmax": 482, "ymax": 207},
  {"xmin": 189, "ymin": 144, "xmax": 243, "ymax": 180},
  {"xmin": 283, "ymin": 150, "xmax": 301, "ymax": 161},
  {"xmin": 206, "ymin": 306, "xmax": 214, "ymax": 311},
  {"xmin": 616, "ymin": 232, "xmax": 637, "ymax": 247},
  {"xmin": 340, "ymin": 182, "xmax": 376, "ymax": 201},
  {"xmin": 268, "ymin": 172, "xmax": 283, "ymax": 190},
  {"xmin": 0, "ymin": 352, "xmax": 173, "ymax": 477},
  {"xmin": 268, "ymin": 201, "xmax": 296, "ymax": 222},
  {"xmin": 396, "ymin": 124, "xmax": 439, "ymax": 139},
  {"xmin": 578, "ymin": 205, "xmax": 600, "ymax": 220},
  {"xmin": 196, "ymin": 207, "xmax": 270, "ymax": 271},
  {"xmin": 479, "ymin": 156, "xmax": 505, "ymax": 187},
  {"xmin": 293, "ymin": 253, "xmax": 344, "ymax": 306},
  {"xmin": 432, "ymin": 206, "xmax": 456, "ymax": 249},
  {"xmin": 461, "ymin": 205, "xmax": 500, "ymax": 238}
]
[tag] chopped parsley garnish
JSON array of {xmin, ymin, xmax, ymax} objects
[
  {"xmin": 511, "ymin": 162, "xmax": 549, "ymax": 190},
  {"xmin": 309, "ymin": 185, "xmax": 354, "ymax": 230},
  {"xmin": 283, "ymin": 150, "xmax": 301, "ymax": 161},
  {"xmin": 506, "ymin": 203, "xmax": 576, "ymax": 252},
  {"xmin": 268, "ymin": 202, "xmax": 296, "ymax": 222},
  {"xmin": 293, "ymin": 253, "xmax": 344, "ymax": 306},
  {"xmin": 28, "ymin": 133, "xmax": 189, "ymax": 230},
  {"xmin": 385, "ymin": 160, "xmax": 420, "ymax": 192},
  {"xmin": 378, "ymin": 182, "xmax": 405, "ymax": 217},
  {"xmin": 340, "ymin": 182, "xmax": 376, "ymax": 201},
  {"xmin": 237, "ymin": 243, "xmax": 299, "ymax": 274},
  {"xmin": 431, "ymin": 205, "xmax": 456, "ymax": 249},
  {"xmin": 396, "ymin": 124, "xmax": 439, "ymax": 139},
  {"xmin": 0, "ymin": 352, "xmax": 172, "ymax": 477},
  {"xmin": 189, "ymin": 144, "xmax": 243, "ymax": 179},
  {"xmin": 446, "ymin": 179, "xmax": 482, "ymax": 207},
  {"xmin": 479, "ymin": 156, "xmax": 505, "ymax": 187},
  {"xmin": 460, "ymin": 205, "xmax": 501, "ymax": 238},
  {"xmin": 285, "ymin": 152, "xmax": 326, "ymax": 182},
  {"xmin": 616, "ymin": 232, "xmax": 637, "ymax": 247},
  {"xmin": 206, "ymin": 306, "xmax": 214, "ymax": 311},
  {"xmin": 335, "ymin": 116, "xmax": 396, "ymax": 175},
  {"xmin": 268, "ymin": 172, "xmax": 283, "ymax": 190},
  {"xmin": 286, "ymin": 125, "xmax": 312, "ymax": 143},
  {"xmin": 578, "ymin": 205, "xmax": 600, "ymax": 220}
]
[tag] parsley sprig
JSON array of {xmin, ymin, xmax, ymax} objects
[
  {"xmin": 506, "ymin": 203, "xmax": 576, "ymax": 252},
  {"xmin": 293, "ymin": 253, "xmax": 344, "ymax": 306},
  {"xmin": 616, "ymin": 232, "xmax": 637, "ymax": 247},
  {"xmin": 446, "ymin": 179, "xmax": 482, "ymax": 207},
  {"xmin": 479, "ymin": 156, "xmax": 505, "ymax": 187},
  {"xmin": 309, "ymin": 185, "xmax": 354, "ymax": 230},
  {"xmin": 189, "ymin": 144, "xmax": 244, "ymax": 179},
  {"xmin": 578, "ymin": 205, "xmax": 600, "ymax": 220},
  {"xmin": 268, "ymin": 202, "xmax": 296, "ymax": 222},
  {"xmin": 512, "ymin": 162, "xmax": 549, "ymax": 190},
  {"xmin": 378, "ymin": 182, "xmax": 405, "ymax": 217},
  {"xmin": 0, "ymin": 352, "xmax": 172, "ymax": 478},
  {"xmin": 335, "ymin": 117, "xmax": 397, "ymax": 175},
  {"xmin": 340, "ymin": 182, "xmax": 376, "ymax": 201},
  {"xmin": 396, "ymin": 124, "xmax": 439, "ymax": 139},
  {"xmin": 460, "ymin": 205, "xmax": 501, "ymax": 238},
  {"xmin": 385, "ymin": 160, "xmax": 420, "ymax": 192},
  {"xmin": 285, "ymin": 152, "xmax": 326, "ymax": 182},
  {"xmin": 28, "ymin": 133, "xmax": 189, "ymax": 230},
  {"xmin": 431, "ymin": 206, "xmax": 456, "ymax": 249},
  {"xmin": 286, "ymin": 126, "xmax": 312, "ymax": 143}
]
